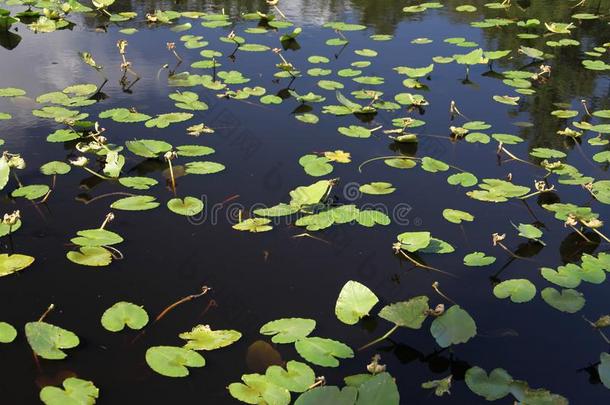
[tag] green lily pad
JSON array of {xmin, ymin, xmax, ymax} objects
[
  {"xmin": 179, "ymin": 324, "xmax": 241, "ymax": 350},
  {"xmin": 464, "ymin": 252, "xmax": 496, "ymax": 267},
  {"xmin": 335, "ymin": 280, "xmax": 379, "ymax": 325},
  {"xmin": 541, "ymin": 288, "xmax": 585, "ymax": 313},
  {"xmin": 442, "ymin": 208, "xmax": 474, "ymax": 224},
  {"xmin": 67, "ymin": 247, "xmax": 113, "ymax": 267},
  {"xmin": 71, "ymin": 229, "xmax": 123, "ymax": 247},
  {"xmin": 266, "ymin": 361, "xmax": 315, "ymax": 393},
  {"xmin": 493, "ymin": 279, "xmax": 536, "ymax": 303},
  {"xmin": 0, "ymin": 253, "xmax": 35, "ymax": 277},
  {"xmin": 379, "ymin": 296, "xmax": 429, "ymax": 328},
  {"xmin": 260, "ymin": 318, "xmax": 316, "ymax": 344},
  {"xmin": 118, "ymin": 177, "xmax": 158, "ymax": 190},
  {"xmin": 145, "ymin": 346, "xmax": 205, "ymax": 377},
  {"xmin": 110, "ymin": 195, "xmax": 159, "ymax": 211},
  {"xmin": 396, "ymin": 232, "xmax": 431, "ymax": 252},
  {"xmin": 233, "ymin": 218, "xmax": 273, "ymax": 232},
  {"xmin": 40, "ymin": 161, "xmax": 71, "ymax": 175},
  {"xmin": 184, "ymin": 161, "xmax": 225, "ymax": 175},
  {"xmin": 295, "ymin": 337, "xmax": 354, "ymax": 367},
  {"xmin": 465, "ymin": 366, "xmax": 513, "ymax": 400},
  {"xmin": 39, "ymin": 377, "xmax": 99, "ymax": 405},
  {"xmin": 0, "ymin": 322, "xmax": 17, "ymax": 343},
  {"xmin": 167, "ymin": 197, "xmax": 204, "ymax": 216},
  {"xmin": 12, "ymin": 184, "xmax": 50, "ymax": 200},
  {"xmin": 359, "ymin": 182, "xmax": 395, "ymax": 195},
  {"xmin": 430, "ymin": 305, "xmax": 477, "ymax": 347},
  {"xmin": 25, "ymin": 321, "xmax": 79, "ymax": 360},
  {"xmin": 101, "ymin": 301, "xmax": 149, "ymax": 332}
]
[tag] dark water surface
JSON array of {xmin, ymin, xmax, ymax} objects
[{"xmin": 1, "ymin": 0, "xmax": 610, "ymax": 403}]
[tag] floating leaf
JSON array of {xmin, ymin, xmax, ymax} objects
[
  {"xmin": 379, "ymin": 296, "xmax": 429, "ymax": 328},
  {"xmin": 464, "ymin": 252, "xmax": 496, "ymax": 267},
  {"xmin": 396, "ymin": 232, "xmax": 431, "ymax": 252},
  {"xmin": 266, "ymin": 361, "xmax": 315, "ymax": 393},
  {"xmin": 430, "ymin": 305, "xmax": 476, "ymax": 347},
  {"xmin": 67, "ymin": 247, "xmax": 112, "ymax": 267},
  {"xmin": 295, "ymin": 337, "xmax": 354, "ymax": 367},
  {"xmin": 71, "ymin": 229, "xmax": 123, "ymax": 247},
  {"xmin": 465, "ymin": 367, "xmax": 513, "ymax": 400},
  {"xmin": 599, "ymin": 353, "xmax": 610, "ymax": 389},
  {"xmin": 101, "ymin": 302, "xmax": 148, "ymax": 332},
  {"xmin": 541, "ymin": 288, "xmax": 585, "ymax": 313},
  {"xmin": 118, "ymin": 177, "xmax": 158, "ymax": 190},
  {"xmin": 442, "ymin": 208, "xmax": 474, "ymax": 224},
  {"xmin": 167, "ymin": 197, "xmax": 204, "ymax": 216},
  {"xmin": 145, "ymin": 346, "xmax": 205, "ymax": 377},
  {"xmin": 12, "ymin": 184, "xmax": 50, "ymax": 200},
  {"xmin": 25, "ymin": 322, "xmax": 79, "ymax": 360},
  {"xmin": 359, "ymin": 182, "xmax": 395, "ymax": 195},
  {"xmin": 40, "ymin": 161, "xmax": 71, "ymax": 175},
  {"xmin": 110, "ymin": 195, "xmax": 159, "ymax": 211},
  {"xmin": 260, "ymin": 318, "xmax": 316, "ymax": 344},
  {"xmin": 39, "ymin": 377, "xmax": 99, "ymax": 405},
  {"xmin": 0, "ymin": 322, "xmax": 17, "ymax": 343},
  {"xmin": 179, "ymin": 324, "xmax": 241, "ymax": 350},
  {"xmin": 0, "ymin": 253, "xmax": 35, "ymax": 277},
  {"xmin": 233, "ymin": 218, "xmax": 273, "ymax": 233},
  {"xmin": 493, "ymin": 279, "xmax": 536, "ymax": 303},
  {"xmin": 335, "ymin": 280, "xmax": 379, "ymax": 325},
  {"xmin": 184, "ymin": 161, "xmax": 225, "ymax": 175}
]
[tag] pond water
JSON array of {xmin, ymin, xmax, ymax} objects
[{"xmin": 1, "ymin": 0, "xmax": 610, "ymax": 403}]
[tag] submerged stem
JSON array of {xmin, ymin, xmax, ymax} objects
[
  {"xmin": 398, "ymin": 250, "xmax": 456, "ymax": 278},
  {"xmin": 359, "ymin": 325, "xmax": 399, "ymax": 351}
]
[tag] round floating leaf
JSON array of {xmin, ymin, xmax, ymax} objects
[
  {"xmin": 125, "ymin": 139, "xmax": 172, "ymax": 158},
  {"xmin": 229, "ymin": 373, "xmax": 291, "ymax": 405},
  {"xmin": 179, "ymin": 324, "xmax": 241, "ymax": 350},
  {"xmin": 25, "ymin": 321, "xmax": 79, "ymax": 360},
  {"xmin": 465, "ymin": 132, "xmax": 490, "ymax": 144},
  {"xmin": 145, "ymin": 346, "xmax": 205, "ymax": 377},
  {"xmin": 397, "ymin": 231, "xmax": 431, "ymax": 252},
  {"xmin": 101, "ymin": 301, "xmax": 149, "ymax": 332},
  {"xmin": 185, "ymin": 161, "xmax": 225, "ymax": 175},
  {"xmin": 421, "ymin": 157, "xmax": 449, "ymax": 173},
  {"xmin": 379, "ymin": 296, "xmax": 429, "ymax": 328},
  {"xmin": 167, "ymin": 197, "xmax": 204, "ymax": 216},
  {"xmin": 385, "ymin": 158, "xmax": 416, "ymax": 169},
  {"xmin": 0, "ymin": 322, "xmax": 17, "ymax": 343},
  {"xmin": 465, "ymin": 366, "xmax": 513, "ymax": 400},
  {"xmin": 541, "ymin": 265, "xmax": 581, "ymax": 288},
  {"xmin": 430, "ymin": 305, "xmax": 477, "ymax": 348},
  {"xmin": 71, "ymin": 229, "xmax": 123, "ymax": 247},
  {"xmin": 295, "ymin": 337, "xmax": 354, "ymax": 367},
  {"xmin": 12, "ymin": 184, "xmax": 50, "ymax": 200},
  {"xmin": 359, "ymin": 182, "xmax": 395, "ymax": 195},
  {"xmin": 260, "ymin": 95, "xmax": 282, "ymax": 105},
  {"xmin": 145, "ymin": 113, "xmax": 193, "ymax": 128},
  {"xmin": 318, "ymin": 80, "xmax": 344, "ymax": 90},
  {"xmin": 338, "ymin": 125, "xmax": 371, "ymax": 138},
  {"xmin": 335, "ymin": 280, "xmax": 379, "ymax": 325},
  {"xmin": 464, "ymin": 252, "xmax": 496, "ymax": 267},
  {"xmin": 99, "ymin": 108, "xmax": 151, "ymax": 123},
  {"xmin": 0, "ymin": 253, "xmax": 34, "ymax": 277},
  {"xmin": 493, "ymin": 95, "xmax": 520, "ymax": 105},
  {"xmin": 233, "ymin": 218, "xmax": 273, "ymax": 232},
  {"xmin": 295, "ymin": 113, "xmax": 319, "ymax": 124},
  {"xmin": 260, "ymin": 318, "xmax": 316, "ymax": 343},
  {"xmin": 67, "ymin": 247, "xmax": 112, "ymax": 267},
  {"xmin": 118, "ymin": 177, "xmax": 158, "ymax": 190},
  {"xmin": 0, "ymin": 87, "xmax": 26, "ymax": 97},
  {"xmin": 40, "ymin": 161, "xmax": 71, "ymax": 175},
  {"xmin": 266, "ymin": 361, "xmax": 315, "ymax": 393},
  {"xmin": 110, "ymin": 195, "xmax": 159, "ymax": 211},
  {"xmin": 299, "ymin": 155, "xmax": 333, "ymax": 177},
  {"xmin": 493, "ymin": 279, "xmax": 536, "ymax": 303},
  {"xmin": 39, "ymin": 377, "xmax": 99, "ymax": 405},
  {"xmin": 308, "ymin": 55, "xmax": 330, "ymax": 64},
  {"xmin": 447, "ymin": 172, "xmax": 478, "ymax": 187},
  {"xmin": 442, "ymin": 208, "xmax": 474, "ymax": 224},
  {"xmin": 176, "ymin": 145, "xmax": 214, "ymax": 157},
  {"xmin": 541, "ymin": 288, "xmax": 585, "ymax": 313}
]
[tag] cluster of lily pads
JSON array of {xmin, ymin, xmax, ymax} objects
[{"xmin": 1, "ymin": 0, "xmax": 610, "ymax": 403}]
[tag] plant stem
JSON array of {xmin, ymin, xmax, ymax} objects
[
  {"xmin": 38, "ymin": 304, "xmax": 55, "ymax": 322},
  {"xmin": 82, "ymin": 166, "xmax": 111, "ymax": 180},
  {"xmin": 591, "ymin": 228, "xmax": 610, "ymax": 243},
  {"xmin": 398, "ymin": 250, "xmax": 456, "ymax": 278},
  {"xmin": 570, "ymin": 225, "xmax": 592, "ymax": 243},
  {"xmin": 359, "ymin": 325, "xmax": 399, "ymax": 351},
  {"xmin": 154, "ymin": 286, "xmax": 211, "ymax": 323},
  {"xmin": 167, "ymin": 160, "xmax": 176, "ymax": 195}
]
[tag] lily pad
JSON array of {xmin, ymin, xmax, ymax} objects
[
  {"xmin": 101, "ymin": 301, "xmax": 149, "ymax": 332},
  {"xmin": 179, "ymin": 324, "xmax": 241, "ymax": 350},
  {"xmin": 260, "ymin": 318, "xmax": 316, "ymax": 344},
  {"xmin": 295, "ymin": 337, "xmax": 354, "ymax": 367},
  {"xmin": 335, "ymin": 280, "xmax": 379, "ymax": 325},
  {"xmin": 39, "ymin": 377, "xmax": 99, "ymax": 405},
  {"xmin": 430, "ymin": 305, "xmax": 477, "ymax": 347},
  {"xmin": 145, "ymin": 346, "xmax": 205, "ymax": 377},
  {"xmin": 167, "ymin": 197, "xmax": 204, "ymax": 216},
  {"xmin": 25, "ymin": 321, "xmax": 79, "ymax": 360},
  {"xmin": 493, "ymin": 279, "xmax": 536, "ymax": 303}
]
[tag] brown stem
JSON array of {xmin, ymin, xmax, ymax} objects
[
  {"xmin": 38, "ymin": 304, "xmax": 55, "ymax": 322},
  {"xmin": 154, "ymin": 286, "xmax": 211, "ymax": 323}
]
